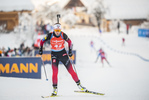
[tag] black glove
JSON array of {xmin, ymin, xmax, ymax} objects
[
  {"xmin": 69, "ymin": 49, "xmax": 72, "ymax": 57},
  {"xmin": 39, "ymin": 46, "xmax": 43, "ymax": 55}
]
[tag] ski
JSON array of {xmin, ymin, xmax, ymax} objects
[
  {"xmin": 74, "ymin": 90, "xmax": 105, "ymax": 95},
  {"xmin": 41, "ymin": 96, "xmax": 50, "ymax": 98},
  {"xmin": 41, "ymin": 95, "xmax": 60, "ymax": 98}
]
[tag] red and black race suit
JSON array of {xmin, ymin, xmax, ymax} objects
[{"xmin": 40, "ymin": 31, "xmax": 79, "ymax": 86}]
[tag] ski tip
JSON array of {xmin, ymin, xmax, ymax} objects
[
  {"xmin": 41, "ymin": 96, "xmax": 47, "ymax": 98},
  {"xmin": 41, "ymin": 95, "xmax": 60, "ymax": 98},
  {"xmin": 41, "ymin": 96, "xmax": 49, "ymax": 98}
]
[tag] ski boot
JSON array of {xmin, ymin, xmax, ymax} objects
[
  {"xmin": 77, "ymin": 82, "xmax": 88, "ymax": 92},
  {"xmin": 51, "ymin": 86, "xmax": 57, "ymax": 97}
]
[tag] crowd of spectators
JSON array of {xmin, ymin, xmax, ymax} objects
[{"xmin": 0, "ymin": 43, "xmax": 38, "ymax": 57}]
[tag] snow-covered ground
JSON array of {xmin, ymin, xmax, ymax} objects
[{"xmin": 0, "ymin": 27, "xmax": 149, "ymax": 100}]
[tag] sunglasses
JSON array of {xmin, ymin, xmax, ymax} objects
[{"xmin": 54, "ymin": 29, "xmax": 61, "ymax": 32}]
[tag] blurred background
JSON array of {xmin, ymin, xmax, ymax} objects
[{"xmin": 0, "ymin": 0, "xmax": 149, "ymax": 57}]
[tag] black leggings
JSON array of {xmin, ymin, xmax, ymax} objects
[{"xmin": 51, "ymin": 49, "xmax": 79, "ymax": 86}]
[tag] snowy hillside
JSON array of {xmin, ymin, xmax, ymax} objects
[{"xmin": 0, "ymin": 27, "xmax": 149, "ymax": 100}]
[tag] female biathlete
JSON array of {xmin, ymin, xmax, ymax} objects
[{"xmin": 39, "ymin": 23, "xmax": 87, "ymax": 96}]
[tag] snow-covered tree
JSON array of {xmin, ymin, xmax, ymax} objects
[
  {"xmin": 35, "ymin": 4, "xmax": 62, "ymax": 25},
  {"xmin": 140, "ymin": 22, "xmax": 149, "ymax": 29},
  {"xmin": 88, "ymin": 0, "xmax": 107, "ymax": 30},
  {"xmin": 61, "ymin": 10, "xmax": 79, "ymax": 28},
  {"xmin": 14, "ymin": 13, "xmax": 34, "ymax": 33}
]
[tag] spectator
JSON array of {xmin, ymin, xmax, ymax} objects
[
  {"xmin": 126, "ymin": 24, "xmax": 129, "ymax": 34},
  {"xmin": 42, "ymin": 24, "xmax": 47, "ymax": 34},
  {"xmin": 117, "ymin": 21, "xmax": 120, "ymax": 34},
  {"xmin": 46, "ymin": 23, "xmax": 51, "ymax": 33},
  {"xmin": 0, "ymin": 49, "xmax": 2, "ymax": 57},
  {"xmin": 20, "ymin": 42, "xmax": 25, "ymax": 50}
]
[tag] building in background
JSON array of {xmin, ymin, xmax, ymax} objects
[
  {"xmin": 64, "ymin": 0, "xmax": 93, "ymax": 26},
  {"xmin": 0, "ymin": 0, "xmax": 34, "ymax": 31},
  {"xmin": 103, "ymin": 0, "xmax": 149, "ymax": 32}
]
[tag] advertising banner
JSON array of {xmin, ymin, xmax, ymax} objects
[
  {"xmin": 138, "ymin": 29, "xmax": 149, "ymax": 37},
  {"xmin": 0, "ymin": 57, "xmax": 41, "ymax": 79}
]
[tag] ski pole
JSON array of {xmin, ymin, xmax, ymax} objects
[
  {"xmin": 40, "ymin": 56, "xmax": 48, "ymax": 81},
  {"xmin": 95, "ymin": 56, "xmax": 99, "ymax": 63},
  {"xmin": 70, "ymin": 57, "xmax": 79, "ymax": 77}
]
